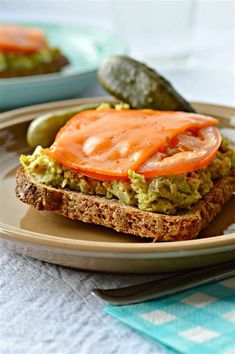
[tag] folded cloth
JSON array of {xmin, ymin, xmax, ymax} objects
[{"xmin": 106, "ymin": 276, "xmax": 235, "ymax": 354}]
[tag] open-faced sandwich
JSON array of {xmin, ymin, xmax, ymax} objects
[
  {"xmin": 16, "ymin": 57, "xmax": 235, "ymax": 241},
  {"xmin": 0, "ymin": 24, "xmax": 69, "ymax": 78}
]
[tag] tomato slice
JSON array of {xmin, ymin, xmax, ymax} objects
[
  {"xmin": 44, "ymin": 109, "xmax": 220, "ymax": 180},
  {"xmin": 0, "ymin": 25, "xmax": 48, "ymax": 53},
  {"xmin": 138, "ymin": 126, "xmax": 221, "ymax": 177}
]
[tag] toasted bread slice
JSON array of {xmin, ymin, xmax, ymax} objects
[{"xmin": 16, "ymin": 167, "xmax": 235, "ymax": 242}]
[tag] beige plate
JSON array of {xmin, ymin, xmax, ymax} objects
[{"xmin": 0, "ymin": 98, "xmax": 235, "ymax": 273}]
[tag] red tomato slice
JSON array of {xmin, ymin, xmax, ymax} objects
[
  {"xmin": 138, "ymin": 126, "xmax": 221, "ymax": 177},
  {"xmin": 0, "ymin": 25, "xmax": 48, "ymax": 53},
  {"xmin": 44, "ymin": 109, "xmax": 219, "ymax": 180}
]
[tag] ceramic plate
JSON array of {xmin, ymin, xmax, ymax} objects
[
  {"xmin": 0, "ymin": 23, "xmax": 126, "ymax": 110},
  {"xmin": 0, "ymin": 98, "xmax": 235, "ymax": 273}
]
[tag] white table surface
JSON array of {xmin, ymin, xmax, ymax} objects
[{"xmin": 1, "ymin": 7, "xmax": 235, "ymax": 354}]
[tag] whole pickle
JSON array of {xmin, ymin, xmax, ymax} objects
[
  {"xmin": 27, "ymin": 103, "xmax": 98, "ymax": 148},
  {"xmin": 98, "ymin": 56, "xmax": 195, "ymax": 112}
]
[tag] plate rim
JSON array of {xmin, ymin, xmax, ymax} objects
[{"xmin": 0, "ymin": 98, "xmax": 235, "ymax": 255}]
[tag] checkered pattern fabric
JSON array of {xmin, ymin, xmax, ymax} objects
[{"xmin": 106, "ymin": 276, "xmax": 235, "ymax": 354}]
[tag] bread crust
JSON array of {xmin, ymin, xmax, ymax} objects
[{"xmin": 16, "ymin": 167, "xmax": 235, "ymax": 242}]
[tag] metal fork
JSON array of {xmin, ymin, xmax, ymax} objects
[{"xmin": 92, "ymin": 260, "xmax": 235, "ymax": 305}]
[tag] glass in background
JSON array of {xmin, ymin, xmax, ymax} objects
[{"xmin": 111, "ymin": 0, "xmax": 196, "ymax": 69}]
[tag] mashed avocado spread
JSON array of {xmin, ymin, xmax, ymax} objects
[
  {"xmin": 0, "ymin": 48, "xmax": 63, "ymax": 73},
  {"xmin": 20, "ymin": 138, "xmax": 235, "ymax": 214}
]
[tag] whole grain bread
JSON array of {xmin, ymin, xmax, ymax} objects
[{"xmin": 16, "ymin": 167, "xmax": 235, "ymax": 242}]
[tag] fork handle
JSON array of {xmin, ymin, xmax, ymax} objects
[{"xmin": 92, "ymin": 260, "xmax": 235, "ymax": 305}]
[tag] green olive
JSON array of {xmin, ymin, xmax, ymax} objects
[{"xmin": 27, "ymin": 104, "xmax": 99, "ymax": 148}]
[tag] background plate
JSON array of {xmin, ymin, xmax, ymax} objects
[
  {"xmin": 0, "ymin": 98, "xmax": 235, "ymax": 273},
  {"xmin": 0, "ymin": 23, "xmax": 126, "ymax": 110}
]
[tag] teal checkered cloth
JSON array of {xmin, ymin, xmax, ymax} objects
[{"xmin": 106, "ymin": 276, "xmax": 235, "ymax": 354}]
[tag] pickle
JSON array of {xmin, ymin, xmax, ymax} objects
[
  {"xmin": 98, "ymin": 56, "xmax": 195, "ymax": 112},
  {"xmin": 27, "ymin": 104, "xmax": 98, "ymax": 148}
]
